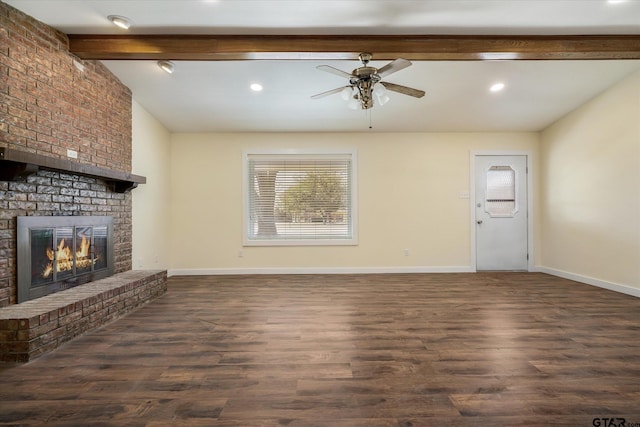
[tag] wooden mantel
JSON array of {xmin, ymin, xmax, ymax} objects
[{"xmin": 0, "ymin": 147, "xmax": 146, "ymax": 193}]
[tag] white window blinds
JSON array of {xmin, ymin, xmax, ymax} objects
[{"xmin": 244, "ymin": 152, "xmax": 357, "ymax": 245}]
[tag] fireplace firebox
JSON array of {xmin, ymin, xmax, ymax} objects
[{"xmin": 17, "ymin": 216, "xmax": 114, "ymax": 303}]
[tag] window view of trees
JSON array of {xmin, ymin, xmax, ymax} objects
[
  {"xmin": 277, "ymin": 172, "xmax": 346, "ymax": 224},
  {"xmin": 246, "ymin": 154, "xmax": 354, "ymax": 242}
]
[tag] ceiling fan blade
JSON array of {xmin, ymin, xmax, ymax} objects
[
  {"xmin": 377, "ymin": 58, "xmax": 412, "ymax": 78},
  {"xmin": 316, "ymin": 65, "xmax": 353, "ymax": 79},
  {"xmin": 311, "ymin": 86, "xmax": 350, "ymax": 99},
  {"xmin": 380, "ymin": 81, "xmax": 425, "ymax": 98}
]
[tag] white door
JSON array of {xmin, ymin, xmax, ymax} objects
[{"xmin": 475, "ymin": 155, "xmax": 528, "ymax": 271}]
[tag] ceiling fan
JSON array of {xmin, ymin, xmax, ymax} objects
[{"xmin": 311, "ymin": 53, "xmax": 425, "ymax": 110}]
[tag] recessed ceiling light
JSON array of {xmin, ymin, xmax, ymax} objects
[
  {"xmin": 108, "ymin": 15, "xmax": 131, "ymax": 30},
  {"xmin": 607, "ymin": 0, "xmax": 627, "ymax": 4},
  {"xmin": 250, "ymin": 83, "xmax": 263, "ymax": 92},
  {"xmin": 490, "ymin": 82, "xmax": 505, "ymax": 92},
  {"xmin": 157, "ymin": 60, "xmax": 174, "ymax": 74}
]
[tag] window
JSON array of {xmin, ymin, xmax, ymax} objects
[
  {"xmin": 243, "ymin": 150, "xmax": 357, "ymax": 245},
  {"xmin": 485, "ymin": 165, "xmax": 517, "ymax": 217}
]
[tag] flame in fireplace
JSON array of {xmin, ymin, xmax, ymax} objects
[{"xmin": 42, "ymin": 236, "xmax": 98, "ymax": 278}]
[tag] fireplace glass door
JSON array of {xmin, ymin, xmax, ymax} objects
[
  {"xmin": 18, "ymin": 216, "xmax": 114, "ymax": 303},
  {"xmin": 55, "ymin": 227, "xmax": 75, "ymax": 281},
  {"xmin": 30, "ymin": 228, "xmax": 54, "ymax": 287},
  {"xmin": 75, "ymin": 226, "xmax": 93, "ymax": 276},
  {"xmin": 93, "ymin": 226, "xmax": 108, "ymax": 271}
]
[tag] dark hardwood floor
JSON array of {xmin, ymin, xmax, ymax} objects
[{"xmin": 1, "ymin": 273, "xmax": 640, "ymax": 426}]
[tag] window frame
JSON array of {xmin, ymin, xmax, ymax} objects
[{"xmin": 242, "ymin": 149, "xmax": 358, "ymax": 246}]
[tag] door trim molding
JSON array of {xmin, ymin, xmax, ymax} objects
[{"xmin": 470, "ymin": 150, "xmax": 534, "ymax": 272}]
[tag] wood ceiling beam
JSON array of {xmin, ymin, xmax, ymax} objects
[{"xmin": 68, "ymin": 34, "xmax": 640, "ymax": 61}]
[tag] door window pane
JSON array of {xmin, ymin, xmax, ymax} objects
[{"xmin": 485, "ymin": 166, "xmax": 516, "ymax": 217}]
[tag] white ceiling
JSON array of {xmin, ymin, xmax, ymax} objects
[{"xmin": 7, "ymin": 0, "xmax": 640, "ymax": 133}]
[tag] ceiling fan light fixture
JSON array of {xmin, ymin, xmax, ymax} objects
[
  {"xmin": 374, "ymin": 83, "xmax": 387, "ymax": 95},
  {"xmin": 340, "ymin": 86, "xmax": 352, "ymax": 101},
  {"xmin": 347, "ymin": 90, "xmax": 360, "ymax": 110},
  {"xmin": 157, "ymin": 60, "xmax": 174, "ymax": 74},
  {"xmin": 373, "ymin": 83, "xmax": 390, "ymax": 106},
  {"xmin": 108, "ymin": 15, "xmax": 131, "ymax": 30},
  {"xmin": 375, "ymin": 92, "xmax": 390, "ymax": 106}
]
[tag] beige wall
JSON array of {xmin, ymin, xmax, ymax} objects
[
  {"xmin": 540, "ymin": 71, "xmax": 640, "ymax": 291},
  {"xmin": 132, "ymin": 100, "xmax": 172, "ymax": 270},
  {"xmin": 129, "ymin": 70, "xmax": 639, "ymax": 295},
  {"xmin": 168, "ymin": 132, "xmax": 538, "ymax": 273}
]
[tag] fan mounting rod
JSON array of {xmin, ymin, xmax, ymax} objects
[{"xmin": 358, "ymin": 52, "xmax": 373, "ymax": 65}]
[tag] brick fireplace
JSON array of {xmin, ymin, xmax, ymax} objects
[
  {"xmin": 0, "ymin": 2, "xmax": 168, "ymax": 363},
  {"xmin": 1, "ymin": 169, "xmax": 133, "ymax": 307},
  {"xmin": 0, "ymin": 2, "xmax": 136, "ymax": 307}
]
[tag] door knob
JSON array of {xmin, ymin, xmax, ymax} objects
[{"xmin": 477, "ymin": 220, "xmax": 483, "ymax": 224}]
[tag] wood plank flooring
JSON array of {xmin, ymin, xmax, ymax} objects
[{"xmin": 1, "ymin": 273, "xmax": 640, "ymax": 426}]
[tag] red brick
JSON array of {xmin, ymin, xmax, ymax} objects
[
  {"xmin": 0, "ymin": 330, "xmax": 16, "ymax": 341},
  {"xmin": 29, "ymin": 320, "xmax": 58, "ymax": 338}
]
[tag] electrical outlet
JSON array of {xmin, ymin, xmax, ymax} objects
[
  {"xmin": 238, "ymin": 250, "xmax": 244, "ymax": 258},
  {"xmin": 403, "ymin": 249, "xmax": 410, "ymax": 256}
]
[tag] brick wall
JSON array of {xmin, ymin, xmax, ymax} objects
[
  {"xmin": 0, "ymin": 2, "xmax": 131, "ymax": 170},
  {"xmin": 0, "ymin": 2, "xmax": 134, "ymax": 307}
]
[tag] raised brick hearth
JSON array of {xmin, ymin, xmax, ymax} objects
[{"xmin": 0, "ymin": 270, "xmax": 167, "ymax": 363}]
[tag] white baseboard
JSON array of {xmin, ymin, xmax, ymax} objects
[
  {"xmin": 536, "ymin": 266, "xmax": 640, "ymax": 298},
  {"xmin": 168, "ymin": 266, "xmax": 474, "ymax": 277}
]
